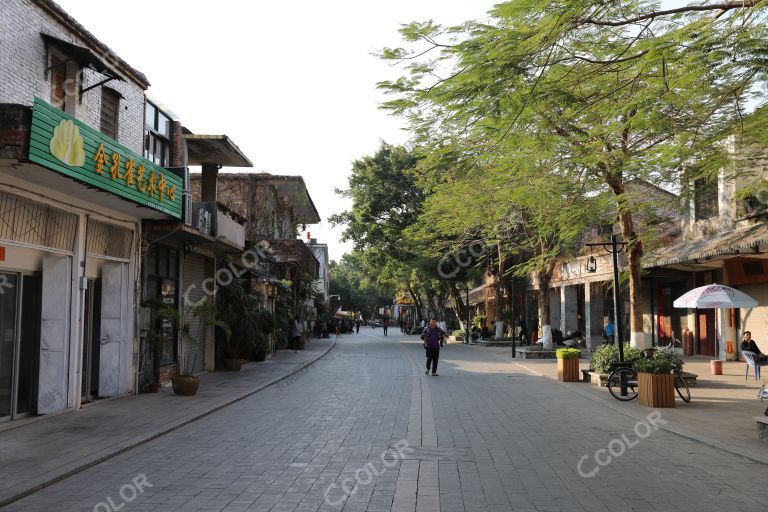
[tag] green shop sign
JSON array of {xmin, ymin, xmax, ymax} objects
[{"xmin": 28, "ymin": 97, "xmax": 182, "ymax": 218}]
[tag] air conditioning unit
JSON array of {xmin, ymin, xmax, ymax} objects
[
  {"xmin": 199, "ymin": 209, "xmax": 211, "ymax": 236},
  {"xmin": 183, "ymin": 194, "xmax": 192, "ymax": 226}
]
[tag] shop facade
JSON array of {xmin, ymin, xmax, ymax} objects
[{"xmin": 0, "ymin": 0, "xmax": 182, "ymax": 419}]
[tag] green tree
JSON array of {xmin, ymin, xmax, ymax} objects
[{"xmin": 379, "ymin": 0, "xmax": 768, "ymax": 347}]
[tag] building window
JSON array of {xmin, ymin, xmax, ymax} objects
[
  {"xmin": 49, "ymin": 53, "xmax": 68, "ymax": 111},
  {"xmin": 99, "ymin": 88, "xmax": 120, "ymax": 139},
  {"xmin": 144, "ymin": 101, "xmax": 171, "ymax": 168},
  {"xmin": 144, "ymin": 245, "xmax": 179, "ymax": 365},
  {"xmin": 694, "ymin": 177, "xmax": 718, "ymax": 221}
]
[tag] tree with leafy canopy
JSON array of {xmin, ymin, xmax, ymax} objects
[
  {"xmin": 378, "ymin": 0, "xmax": 768, "ymax": 347},
  {"xmin": 329, "ymin": 253, "xmax": 395, "ymax": 320},
  {"xmin": 406, "ymin": 131, "xmax": 605, "ymax": 347},
  {"xmin": 330, "ymin": 142, "xmax": 461, "ymax": 323}
]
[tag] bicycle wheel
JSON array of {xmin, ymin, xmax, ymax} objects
[
  {"xmin": 607, "ymin": 367, "xmax": 638, "ymax": 401},
  {"xmin": 674, "ymin": 368, "xmax": 691, "ymax": 403}
]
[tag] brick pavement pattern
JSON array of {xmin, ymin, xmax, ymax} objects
[{"xmin": 7, "ymin": 329, "xmax": 768, "ymax": 512}]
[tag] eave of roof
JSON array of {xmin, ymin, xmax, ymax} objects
[
  {"xmin": 645, "ymin": 221, "xmax": 768, "ymax": 268},
  {"xmin": 184, "ymin": 134, "xmax": 253, "ymax": 167},
  {"xmin": 211, "ymin": 173, "xmax": 321, "ymax": 224}
]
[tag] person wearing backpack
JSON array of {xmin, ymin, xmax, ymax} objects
[{"xmin": 421, "ymin": 318, "xmax": 445, "ymax": 376}]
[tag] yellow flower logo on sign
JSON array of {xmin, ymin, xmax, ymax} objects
[{"xmin": 49, "ymin": 119, "xmax": 85, "ymax": 167}]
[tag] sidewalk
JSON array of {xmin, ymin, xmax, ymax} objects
[
  {"xmin": 0, "ymin": 339, "xmax": 335, "ymax": 507},
  {"xmin": 461, "ymin": 343, "xmax": 768, "ymax": 465}
]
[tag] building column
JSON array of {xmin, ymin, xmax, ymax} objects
[
  {"xmin": 560, "ymin": 286, "xmax": 566, "ymax": 334},
  {"xmin": 201, "ymin": 163, "xmax": 219, "ymax": 203},
  {"xmin": 584, "ymin": 282, "xmax": 592, "ymax": 350}
]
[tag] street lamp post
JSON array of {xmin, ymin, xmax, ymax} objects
[
  {"xmin": 465, "ymin": 283, "xmax": 471, "ymax": 345},
  {"xmin": 586, "ymin": 234, "xmax": 629, "ymax": 395}
]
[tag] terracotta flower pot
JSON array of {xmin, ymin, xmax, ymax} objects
[
  {"xmin": 637, "ymin": 372, "xmax": 675, "ymax": 408},
  {"xmin": 171, "ymin": 376, "xmax": 200, "ymax": 396},
  {"xmin": 557, "ymin": 357, "xmax": 580, "ymax": 382}
]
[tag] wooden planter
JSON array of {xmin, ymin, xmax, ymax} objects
[
  {"xmin": 638, "ymin": 372, "xmax": 675, "ymax": 408},
  {"xmin": 557, "ymin": 357, "xmax": 580, "ymax": 382}
]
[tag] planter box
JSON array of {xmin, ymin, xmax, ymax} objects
[
  {"xmin": 557, "ymin": 358, "xmax": 580, "ymax": 382},
  {"xmin": 638, "ymin": 372, "xmax": 675, "ymax": 408}
]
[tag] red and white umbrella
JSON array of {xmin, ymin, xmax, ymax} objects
[{"xmin": 673, "ymin": 284, "xmax": 757, "ymax": 309}]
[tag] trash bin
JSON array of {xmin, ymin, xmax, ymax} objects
[
  {"xmin": 710, "ymin": 360, "xmax": 723, "ymax": 375},
  {"xmin": 682, "ymin": 329, "xmax": 694, "ymax": 356}
]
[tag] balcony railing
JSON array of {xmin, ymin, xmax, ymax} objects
[{"xmin": 192, "ymin": 201, "xmax": 245, "ymax": 250}]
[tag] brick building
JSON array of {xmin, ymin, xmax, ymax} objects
[{"xmin": 0, "ymin": 0, "xmax": 181, "ymax": 420}]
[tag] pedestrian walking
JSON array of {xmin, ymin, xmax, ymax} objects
[
  {"xmin": 421, "ymin": 318, "xmax": 445, "ymax": 376},
  {"xmin": 604, "ymin": 319, "xmax": 615, "ymax": 345},
  {"xmin": 518, "ymin": 316, "xmax": 528, "ymax": 344},
  {"xmin": 383, "ymin": 315, "xmax": 389, "ymax": 336},
  {"xmin": 355, "ymin": 319, "xmax": 361, "ymax": 334},
  {"xmin": 291, "ymin": 316, "xmax": 303, "ymax": 353}
]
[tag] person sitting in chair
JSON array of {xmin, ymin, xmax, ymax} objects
[{"xmin": 741, "ymin": 331, "xmax": 767, "ymax": 362}]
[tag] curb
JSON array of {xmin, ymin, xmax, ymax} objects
[
  {"xmin": 458, "ymin": 343, "xmax": 768, "ymax": 466},
  {"xmin": 0, "ymin": 340, "xmax": 337, "ymax": 508}
]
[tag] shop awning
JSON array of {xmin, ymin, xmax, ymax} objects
[
  {"xmin": 184, "ymin": 134, "xmax": 253, "ymax": 168},
  {"xmin": 42, "ymin": 33, "xmax": 122, "ymax": 80},
  {"xmin": 646, "ymin": 222, "xmax": 768, "ymax": 268}
]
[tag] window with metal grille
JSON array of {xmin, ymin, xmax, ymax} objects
[
  {"xmin": 144, "ymin": 101, "xmax": 171, "ymax": 167},
  {"xmin": 694, "ymin": 178, "xmax": 718, "ymax": 221},
  {"xmin": 86, "ymin": 219, "xmax": 132, "ymax": 259},
  {"xmin": 100, "ymin": 88, "xmax": 120, "ymax": 139},
  {"xmin": 0, "ymin": 191, "xmax": 78, "ymax": 252}
]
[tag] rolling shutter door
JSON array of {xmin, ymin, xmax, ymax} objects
[
  {"xmin": 182, "ymin": 254, "xmax": 206, "ymax": 374},
  {"xmin": 740, "ymin": 284, "xmax": 768, "ymax": 354}
]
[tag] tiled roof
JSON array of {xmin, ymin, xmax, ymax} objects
[{"xmin": 645, "ymin": 222, "xmax": 768, "ymax": 267}]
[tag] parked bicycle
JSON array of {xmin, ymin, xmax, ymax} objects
[{"xmin": 607, "ymin": 338, "xmax": 690, "ymax": 403}]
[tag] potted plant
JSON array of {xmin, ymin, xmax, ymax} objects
[
  {"xmin": 172, "ymin": 299, "xmax": 230, "ymax": 396},
  {"xmin": 556, "ymin": 347, "xmax": 581, "ymax": 382},
  {"xmin": 634, "ymin": 356, "xmax": 675, "ymax": 408},
  {"xmin": 217, "ymin": 277, "xmax": 263, "ymax": 370}
]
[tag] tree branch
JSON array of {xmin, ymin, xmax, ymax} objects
[{"xmin": 574, "ymin": 1, "xmax": 761, "ymax": 27}]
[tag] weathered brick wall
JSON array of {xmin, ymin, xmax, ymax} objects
[
  {"xmin": 0, "ymin": 0, "xmax": 146, "ymax": 154},
  {"xmin": 189, "ymin": 174, "xmax": 299, "ymax": 242}
]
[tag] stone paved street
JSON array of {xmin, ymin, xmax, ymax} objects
[{"xmin": 7, "ymin": 329, "xmax": 768, "ymax": 512}]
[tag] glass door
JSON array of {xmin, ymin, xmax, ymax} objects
[
  {"xmin": 16, "ymin": 275, "xmax": 41, "ymax": 416},
  {"xmin": 81, "ymin": 279, "xmax": 101, "ymax": 401},
  {"xmin": 0, "ymin": 273, "xmax": 18, "ymax": 419}
]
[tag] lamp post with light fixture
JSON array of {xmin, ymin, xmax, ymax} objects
[{"xmin": 585, "ymin": 234, "xmax": 630, "ymax": 396}]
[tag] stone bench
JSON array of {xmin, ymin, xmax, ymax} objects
[
  {"xmin": 755, "ymin": 416, "xmax": 768, "ymax": 441},
  {"xmin": 584, "ymin": 370, "xmax": 698, "ymax": 387}
]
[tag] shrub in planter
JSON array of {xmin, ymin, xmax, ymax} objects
[
  {"xmin": 634, "ymin": 358, "xmax": 675, "ymax": 408},
  {"xmin": 590, "ymin": 343, "xmax": 643, "ymax": 374},
  {"xmin": 556, "ymin": 348, "xmax": 581, "ymax": 382}
]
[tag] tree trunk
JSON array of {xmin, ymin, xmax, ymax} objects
[
  {"xmin": 449, "ymin": 282, "xmax": 467, "ymax": 329},
  {"xmin": 407, "ymin": 285, "xmax": 423, "ymax": 322},
  {"xmin": 495, "ymin": 243, "xmax": 506, "ymax": 339},
  {"xmin": 536, "ymin": 264, "xmax": 555, "ymax": 350},
  {"xmin": 618, "ymin": 210, "xmax": 646, "ymax": 348},
  {"xmin": 605, "ymin": 171, "xmax": 646, "ymax": 349}
]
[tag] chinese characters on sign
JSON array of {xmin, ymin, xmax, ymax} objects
[{"xmin": 93, "ymin": 143, "xmax": 176, "ymax": 202}]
